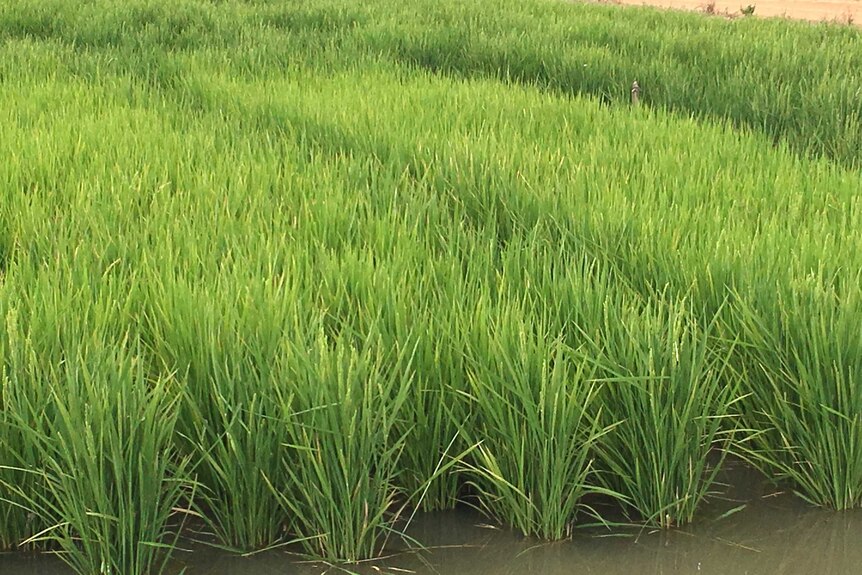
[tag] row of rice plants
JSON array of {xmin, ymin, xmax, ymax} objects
[
  {"xmin": 732, "ymin": 277, "xmax": 862, "ymax": 510},
  {"xmin": 358, "ymin": 0, "xmax": 862, "ymax": 168},
  {"xmin": 2, "ymin": 6, "xmax": 862, "ymax": 571},
  {"xmin": 0, "ymin": 267, "xmax": 187, "ymax": 575},
  {"xmin": 4, "ymin": 0, "xmax": 859, "ymax": 167}
]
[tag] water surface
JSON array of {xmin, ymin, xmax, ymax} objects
[{"xmin": 4, "ymin": 462, "xmax": 860, "ymax": 575}]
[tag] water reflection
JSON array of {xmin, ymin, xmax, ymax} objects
[{"xmin": 3, "ymin": 463, "xmax": 861, "ymax": 575}]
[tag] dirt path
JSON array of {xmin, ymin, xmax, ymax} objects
[{"xmin": 601, "ymin": 0, "xmax": 861, "ymax": 24}]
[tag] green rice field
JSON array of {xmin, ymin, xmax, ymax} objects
[{"xmin": 1, "ymin": 0, "xmax": 861, "ymax": 572}]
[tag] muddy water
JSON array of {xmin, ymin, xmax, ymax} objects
[{"xmin": 3, "ymin": 462, "xmax": 862, "ymax": 575}]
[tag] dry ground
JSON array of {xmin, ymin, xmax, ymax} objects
[{"xmin": 595, "ymin": 0, "xmax": 861, "ymax": 24}]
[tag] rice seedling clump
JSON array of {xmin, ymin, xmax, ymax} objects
[{"xmin": 1, "ymin": 0, "xmax": 862, "ymax": 570}]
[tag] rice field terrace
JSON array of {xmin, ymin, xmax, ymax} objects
[{"xmin": 1, "ymin": 0, "xmax": 862, "ymax": 573}]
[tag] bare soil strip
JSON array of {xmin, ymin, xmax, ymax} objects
[{"xmin": 594, "ymin": 0, "xmax": 861, "ymax": 25}]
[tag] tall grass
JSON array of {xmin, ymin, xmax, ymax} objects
[
  {"xmin": 0, "ymin": 274, "xmax": 189, "ymax": 574},
  {"xmin": 0, "ymin": 305, "xmax": 50, "ymax": 551},
  {"xmin": 6, "ymin": 0, "xmax": 861, "ymax": 166},
  {"xmin": 457, "ymin": 302, "xmax": 612, "ymax": 540},
  {"xmin": 11, "ymin": 349, "xmax": 188, "ymax": 575},
  {"xmin": 1, "ymin": 0, "xmax": 862, "ymax": 563},
  {"xmin": 386, "ymin": 310, "xmax": 468, "ymax": 512},
  {"xmin": 589, "ymin": 297, "xmax": 740, "ymax": 528},
  {"xmin": 141, "ymin": 273, "xmax": 310, "ymax": 552},
  {"xmin": 271, "ymin": 330, "xmax": 416, "ymax": 562},
  {"xmin": 733, "ymin": 277, "xmax": 862, "ymax": 509}
]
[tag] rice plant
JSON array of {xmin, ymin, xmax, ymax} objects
[
  {"xmin": 3, "ymin": 340, "xmax": 190, "ymax": 575},
  {"xmin": 141, "ymin": 273, "xmax": 310, "ymax": 553},
  {"xmin": 269, "ymin": 329, "xmax": 416, "ymax": 562},
  {"xmin": 588, "ymin": 297, "xmax": 741, "ymax": 528},
  {"xmin": 387, "ymin": 315, "xmax": 468, "ymax": 512},
  {"xmin": 0, "ymin": 306, "xmax": 50, "ymax": 552},
  {"xmin": 731, "ymin": 276, "xmax": 862, "ymax": 509},
  {"xmin": 457, "ymin": 305, "xmax": 613, "ymax": 540},
  {"xmin": 2, "ymin": 0, "xmax": 862, "ymax": 563}
]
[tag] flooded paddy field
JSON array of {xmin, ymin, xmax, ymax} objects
[
  {"xmin": 3, "ymin": 1, "xmax": 862, "ymax": 574},
  {"xmin": 5, "ymin": 462, "xmax": 861, "ymax": 575}
]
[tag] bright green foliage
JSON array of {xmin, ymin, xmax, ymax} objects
[
  {"xmin": 141, "ymin": 274, "xmax": 310, "ymax": 552},
  {"xmin": 1, "ymin": 0, "xmax": 862, "ymax": 567},
  {"xmin": 0, "ymin": 279, "xmax": 188, "ymax": 575},
  {"xmin": 271, "ymin": 331, "xmax": 416, "ymax": 562},
  {"xmin": 458, "ymin": 306, "xmax": 611, "ymax": 540},
  {"xmin": 0, "ymin": 305, "xmax": 51, "ymax": 551},
  {"xmin": 589, "ymin": 297, "xmax": 740, "ymax": 528},
  {"xmin": 732, "ymin": 278, "xmax": 862, "ymax": 510},
  {"xmin": 393, "ymin": 311, "xmax": 468, "ymax": 512}
]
